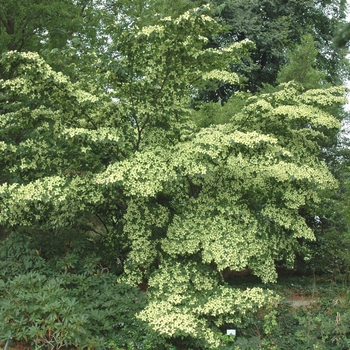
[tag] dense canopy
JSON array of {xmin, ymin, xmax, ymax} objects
[{"xmin": 0, "ymin": 1, "xmax": 349, "ymax": 348}]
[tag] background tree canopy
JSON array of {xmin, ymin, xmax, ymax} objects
[{"xmin": 0, "ymin": 1, "xmax": 349, "ymax": 348}]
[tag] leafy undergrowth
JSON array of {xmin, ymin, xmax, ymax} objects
[
  {"xmin": 2, "ymin": 275, "xmax": 349, "ymax": 350},
  {"xmin": 1, "ymin": 231, "xmax": 350, "ymax": 349},
  {"xmin": 228, "ymin": 274, "xmax": 350, "ymax": 350},
  {"xmin": 0, "ymin": 231, "xmax": 167, "ymax": 350}
]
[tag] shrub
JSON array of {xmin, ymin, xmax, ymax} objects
[
  {"xmin": 0, "ymin": 232, "xmax": 166, "ymax": 349},
  {"xmin": 233, "ymin": 296, "xmax": 350, "ymax": 349}
]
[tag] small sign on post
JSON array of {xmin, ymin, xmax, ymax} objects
[{"xmin": 226, "ymin": 329, "xmax": 236, "ymax": 336}]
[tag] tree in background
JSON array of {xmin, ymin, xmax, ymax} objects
[
  {"xmin": 193, "ymin": 0, "xmax": 348, "ymax": 103},
  {"xmin": 277, "ymin": 34, "xmax": 327, "ymax": 89},
  {"xmin": 0, "ymin": 0, "xmax": 100, "ymax": 52},
  {"xmin": 335, "ymin": 21, "xmax": 350, "ymax": 48}
]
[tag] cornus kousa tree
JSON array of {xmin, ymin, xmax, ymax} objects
[{"xmin": 0, "ymin": 6, "xmax": 346, "ymax": 348}]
